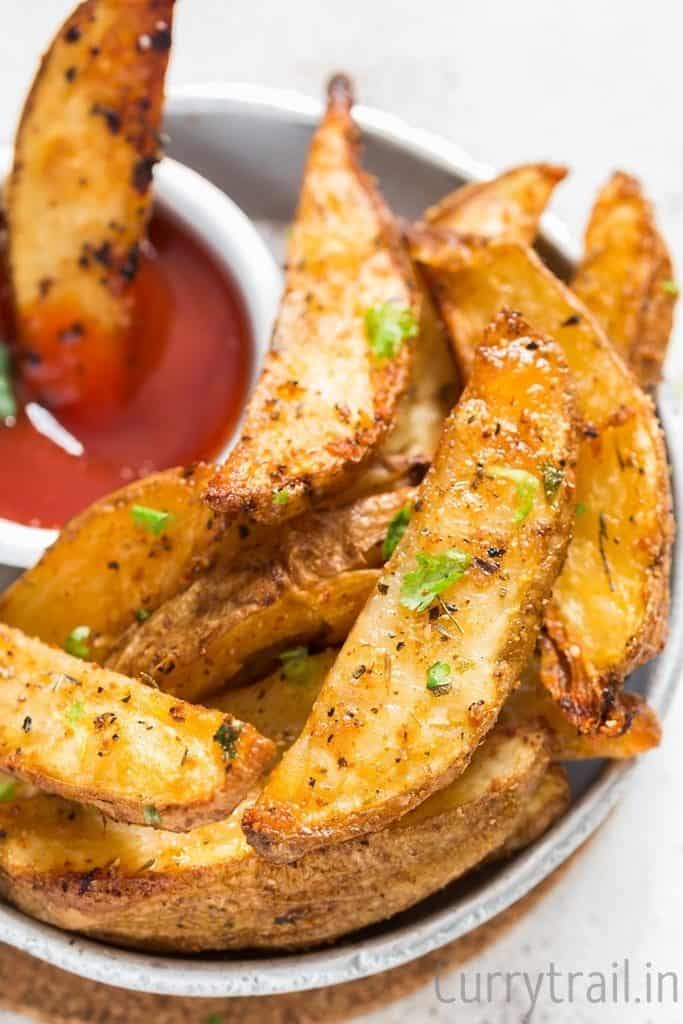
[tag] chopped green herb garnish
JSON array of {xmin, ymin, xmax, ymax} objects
[
  {"xmin": 541, "ymin": 464, "xmax": 564, "ymax": 501},
  {"xmin": 400, "ymin": 549, "xmax": 472, "ymax": 612},
  {"xmin": 204, "ymin": 1016, "xmax": 224, "ymax": 1024},
  {"xmin": 272, "ymin": 488, "xmax": 290, "ymax": 506},
  {"xmin": 489, "ymin": 467, "xmax": 540, "ymax": 523},
  {"xmin": 130, "ymin": 504, "xmax": 173, "ymax": 535},
  {"xmin": 382, "ymin": 506, "xmax": 412, "ymax": 559},
  {"xmin": 576, "ymin": 502, "xmax": 588, "ymax": 517},
  {"xmin": 65, "ymin": 701, "xmax": 84, "ymax": 723},
  {"xmin": 365, "ymin": 302, "xmax": 418, "ymax": 360},
  {"xmin": 661, "ymin": 279, "xmax": 679, "ymax": 297},
  {"xmin": 135, "ymin": 607, "xmax": 151, "ymax": 622},
  {"xmin": 279, "ymin": 646, "xmax": 311, "ymax": 684},
  {"xmin": 0, "ymin": 343, "xmax": 17, "ymax": 422},
  {"xmin": 0, "ymin": 776, "xmax": 17, "ymax": 802},
  {"xmin": 143, "ymin": 805, "xmax": 162, "ymax": 827},
  {"xmin": 426, "ymin": 661, "xmax": 452, "ymax": 695},
  {"xmin": 64, "ymin": 625, "xmax": 91, "ymax": 660},
  {"xmin": 214, "ymin": 720, "xmax": 242, "ymax": 759}
]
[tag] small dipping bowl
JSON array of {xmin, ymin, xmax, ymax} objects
[{"xmin": 0, "ymin": 150, "xmax": 282, "ymax": 568}]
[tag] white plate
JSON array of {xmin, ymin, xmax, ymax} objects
[{"xmin": 0, "ymin": 83, "xmax": 680, "ymax": 998}]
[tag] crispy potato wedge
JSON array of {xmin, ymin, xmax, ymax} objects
[
  {"xmin": 573, "ymin": 171, "xmax": 677, "ymax": 388},
  {"xmin": 503, "ymin": 661, "xmax": 662, "ymax": 760},
  {"xmin": 0, "ymin": 465, "xmax": 233, "ymax": 662},
  {"xmin": 493, "ymin": 763, "xmax": 570, "ymax": 859},
  {"xmin": 7, "ymin": 0, "xmax": 174, "ymax": 412},
  {"xmin": 242, "ymin": 311, "xmax": 577, "ymax": 862},
  {"xmin": 0, "ymin": 624, "xmax": 274, "ymax": 832},
  {"xmin": 0, "ymin": 721, "xmax": 552, "ymax": 952},
  {"xmin": 426, "ymin": 163, "xmax": 566, "ymax": 245},
  {"xmin": 412, "ymin": 232, "xmax": 673, "ymax": 735},
  {"xmin": 206, "ymin": 75, "xmax": 420, "ymax": 522},
  {"xmin": 108, "ymin": 488, "xmax": 414, "ymax": 701}
]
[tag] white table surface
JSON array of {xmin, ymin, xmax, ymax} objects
[{"xmin": 0, "ymin": 2, "xmax": 681, "ymax": 1022}]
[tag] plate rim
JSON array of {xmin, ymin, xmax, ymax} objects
[{"xmin": 0, "ymin": 81, "xmax": 679, "ymax": 999}]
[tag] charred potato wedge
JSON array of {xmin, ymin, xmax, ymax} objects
[
  {"xmin": 0, "ymin": 624, "xmax": 275, "ymax": 831},
  {"xmin": 7, "ymin": 0, "xmax": 174, "ymax": 412},
  {"xmin": 573, "ymin": 171, "xmax": 677, "ymax": 388},
  {"xmin": 206, "ymin": 75, "xmax": 420, "ymax": 522},
  {"xmin": 0, "ymin": 465, "xmax": 231, "ymax": 662},
  {"xmin": 242, "ymin": 311, "xmax": 578, "ymax": 862},
  {"xmin": 426, "ymin": 163, "xmax": 567, "ymax": 246},
  {"xmin": 108, "ymin": 489, "xmax": 414, "ymax": 701},
  {"xmin": 412, "ymin": 232, "xmax": 673, "ymax": 735},
  {"xmin": 0, "ymin": 720, "xmax": 555, "ymax": 953}
]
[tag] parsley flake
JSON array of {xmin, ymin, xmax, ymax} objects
[
  {"xmin": 365, "ymin": 302, "xmax": 418, "ymax": 360},
  {"xmin": 272, "ymin": 488, "xmax": 290, "ymax": 506},
  {"xmin": 383, "ymin": 506, "xmax": 412, "ymax": 559},
  {"xmin": 130, "ymin": 504, "xmax": 173, "ymax": 535},
  {"xmin": 143, "ymin": 805, "xmax": 162, "ymax": 827},
  {"xmin": 0, "ymin": 776, "xmax": 17, "ymax": 802},
  {"xmin": 426, "ymin": 661, "xmax": 452, "ymax": 695},
  {"xmin": 400, "ymin": 549, "xmax": 472, "ymax": 612},
  {"xmin": 65, "ymin": 701, "xmax": 84, "ymax": 724},
  {"xmin": 279, "ymin": 646, "xmax": 311, "ymax": 683},
  {"xmin": 576, "ymin": 502, "xmax": 588, "ymax": 517},
  {"xmin": 65, "ymin": 625, "xmax": 91, "ymax": 660},
  {"xmin": 489, "ymin": 467, "xmax": 540, "ymax": 523},
  {"xmin": 214, "ymin": 720, "xmax": 242, "ymax": 759},
  {"xmin": 0, "ymin": 343, "xmax": 17, "ymax": 422},
  {"xmin": 661, "ymin": 279, "xmax": 679, "ymax": 297},
  {"xmin": 135, "ymin": 607, "xmax": 151, "ymax": 622},
  {"xmin": 541, "ymin": 464, "xmax": 564, "ymax": 501}
]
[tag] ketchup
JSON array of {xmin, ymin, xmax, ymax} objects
[{"xmin": 0, "ymin": 205, "xmax": 252, "ymax": 528}]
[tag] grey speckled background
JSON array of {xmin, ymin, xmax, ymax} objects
[{"xmin": 1, "ymin": 2, "xmax": 682, "ymax": 1021}]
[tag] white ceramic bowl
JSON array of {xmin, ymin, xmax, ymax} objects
[{"xmin": 0, "ymin": 150, "xmax": 281, "ymax": 569}]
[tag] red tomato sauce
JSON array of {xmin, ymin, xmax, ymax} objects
[{"xmin": 0, "ymin": 205, "xmax": 252, "ymax": 528}]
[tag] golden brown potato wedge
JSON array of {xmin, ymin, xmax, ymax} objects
[
  {"xmin": 0, "ymin": 465, "xmax": 233, "ymax": 663},
  {"xmin": 242, "ymin": 311, "xmax": 578, "ymax": 862},
  {"xmin": 412, "ymin": 231, "xmax": 673, "ymax": 735},
  {"xmin": 426, "ymin": 163, "xmax": 567, "ymax": 245},
  {"xmin": 573, "ymin": 171, "xmax": 677, "ymax": 388},
  {"xmin": 206, "ymin": 75, "xmax": 420, "ymax": 522},
  {"xmin": 493, "ymin": 763, "xmax": 570, "ymax": 859},
  {"xmin": 7, "ymin": 0, "xmax": 174, "ymax": 412},
  {"xmin": 0, "ymin": 624, "xmax": 274, "ymax": 832},
  {"xmin": 0, "ymin": 722, "xmax": 553, "ymax": 953},
  {"xmin": 107, "ymin": 488, "xmax": 414, "ymax": 701}
]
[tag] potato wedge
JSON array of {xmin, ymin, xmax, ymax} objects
[
  {"xmin": 0, "ymin": 465, "xmax": 233, "ymax": 662},
  {"xmin": 108, "ymin": 488, "xmax": 414, "ymax": 701},
  {"xmin": 0, "ymin": 723, "xmax": 552, "ymax": 953},
  {"xmin": 206, "ymin": 75, "xmax": 420, "ymax": 521},
  {"xmin": 242, "ymin": 311, "xmax": 577, "ymax": 862},
  {"xmin": 493, "ymin": 763, "xmax": 570, "ymax": 859},
  {"xmin": 412, "ymin": 231, "xmax": 673, "ymax": 735},
  {"xmin": 426, "ymin": 163, "xmax": 567, "ymax": 244},
  {"xmin": 0, "ymin": 624, "xmax": 275, "ymax": 831},
  {"xmin": 7, "ymin": 0, "xmax": 174, "ymax": 412},
  {"xmin": 573, "ymin": 171, "xmax": 677, "ymax": 388}
]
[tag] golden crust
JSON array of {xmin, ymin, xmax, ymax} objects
[
  {"xmin": 7, "ymin": 0, "xmax": 174, "ymax": 411},
  {"xmin": 0, "ymin": 624, "xmax": 275, "ymax": 831},
  {"xmin": 242, "ymin": 311, "xmax": 578, "ymax": 862},
  {"xmin": 206, "ymin": 75, "xmax": 420, "ymax": 522},
  {"xmin": 426, "ymin": 162, "xmax": 567, "ymax": 245},
  {"xmin": 411, "ymin": 231, "xmax": 673, "ymax": 735},
  {"xmin": 107, "ymin": 489, "xmax": 414, "ymax": 701},
  {"xmin": 573, "ymin": 171, "xmax": 677, "ymax": 389},
  {"xmin": 0, "ymin": 726, "xmax": 552, "ymax": 953}
]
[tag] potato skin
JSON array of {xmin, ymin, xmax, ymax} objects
[
  {"xmin": 107, "ymin": 488, "xmax": 415, "ymax": 701},
  {"xmin": 412, "ymin": 232, "xmax": 673, "ymax": 735},
  {"xmin": 573, "ymin": 171, "xmax": 677, "ymax": 389},
  {"xmin": 8, "ymin": 0, "xmax": 175, "ymax": 412},
  {"xmin": 206, "ymin": 74, "xmax": 420, "ymax": 523},
  {"xmin": 0, "ymin": 624, "xmax": 275, "ymax": 832},
  {"xmin": 0, "ymin": 727, "xmax": 553, "ymax": 953},
  {"xmin": 243, "ymin": 312, "xmax": 578, "ymax": 862}
]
